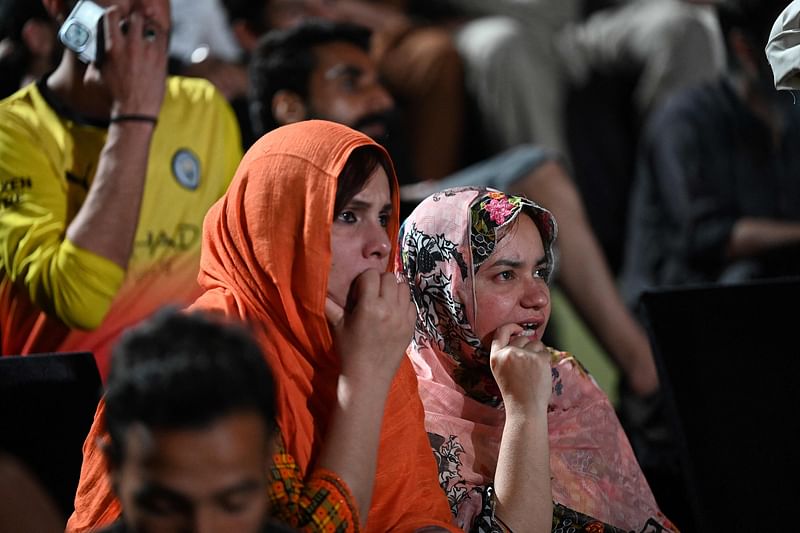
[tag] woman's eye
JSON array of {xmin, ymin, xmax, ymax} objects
[
  {"xmin": 534, "ymin": 266, "xmax": 549, "ymax": 279},
  {"xmin": 337, "ymin": 211, "xmax": 357, "ymax": 223},
  {"xmin": 379, "ymin": 213, "xmax": 389, "ymax": 227},
  {"xmin": 496, "ymin": 271, "xmax": 514, "ymax": 281}
]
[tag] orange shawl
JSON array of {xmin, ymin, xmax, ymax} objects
[
  {"xmin": 193, "ymin": 119, "xmax": 377, "ymax": 471},
  {"xmin": 189, "ymin": 120, "xmax": 454, "ymax": 531},
  {"xmin": 67, "ymin": 121, "xmax": 455, "ymax": 532}
]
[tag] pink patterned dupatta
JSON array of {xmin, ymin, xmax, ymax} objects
[{"xmin": 396, "ymin": 187, "xmax": 675, "ymax": 532}]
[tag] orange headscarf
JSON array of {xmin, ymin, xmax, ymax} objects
[{"xmin": 189, "ymin": 120, "xmax": 455, "ymax": 531}]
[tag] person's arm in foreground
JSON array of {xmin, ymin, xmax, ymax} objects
[
  {"xmin": 0, "ymin": 454, "xmax": 63, "ymax": 533},
  {"xmin": 513, "ymin": 161, "xmax": 659, "ymax": 397},
  {"xmin": 321, "ymin": 269, "xmax": 417, "ymax": 528},
  {"xmin": 490, "ymin": 323, "xmax": 552, "ymax": 533},
  {"xmin": 64, "ymin": 8, "xmax": 167, "ymax": 270}
]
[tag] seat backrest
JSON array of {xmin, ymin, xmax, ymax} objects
[
  {"xmin": 639, "ymin": 278, "xmax": 800, "ymax": 533},
  {"xmin": 0, "ymin": 351, "xmax": 102, "ymax": 524}
]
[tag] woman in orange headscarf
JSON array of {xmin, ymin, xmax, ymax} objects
[{"xmin": 67, "ymin": 120, "xmax": 456, "ymax": 532}]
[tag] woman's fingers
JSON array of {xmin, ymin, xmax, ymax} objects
[
  {"xmin": 352, "ymin": 268, "xmax": 380, "ymax": 301},
  {"xmin": 103, "ymin": 6, "xmax": 123, "ymax": 55},
  {"xmin": 325, "ymin": 297, "xmax": 345, "ymax": 327},
  {"xmin": 330, "ymin": 269, "xmax": 417, "ymax": 384},
  {"xmin": 491, "ymin": 323, "xmax": 524, "ymax": 353}
]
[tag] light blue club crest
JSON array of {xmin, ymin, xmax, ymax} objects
[{"xmin": 171, "ymin": 149, "xmax": 201, "ymax": 190}]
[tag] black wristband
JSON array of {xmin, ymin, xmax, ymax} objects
[{"xmin": 109, "ymin": 114, "xmax": 158, "ymax": 125}]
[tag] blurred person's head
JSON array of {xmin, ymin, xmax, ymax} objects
[
  {"xmin": 248, "ymin": 20, "xmax": 396, "ymax": 144},
  {"xmin": 718, "ymin": 0, "xmax": 790, "ymax": 89},
  {"xmin": 103, "ymin": 308, "xmax": 278, "ymax": 533},
  {"xmin": 0, "ymin": 0, "xmax": 60, "ymax": 98},
  {"xmin": 765, "ymin": 0, "xmax": 800, "ymax": 91}
]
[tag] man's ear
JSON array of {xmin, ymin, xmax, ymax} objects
[{"xmin": 272, "ymin": 90, "xmax": 307, "ymax": 125}]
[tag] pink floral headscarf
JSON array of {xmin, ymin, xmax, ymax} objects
[
  {"xmin": 397, "ymin": 187, "xmax": 676, "ymax": 532},
  {"xmin": 399, "ymin": 187, "xmax": 556, "ymax": 405}
]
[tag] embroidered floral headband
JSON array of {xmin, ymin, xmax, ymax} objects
[{"xmin": 469, "ymin": 190, "xmax": 557, "ymax": 281}]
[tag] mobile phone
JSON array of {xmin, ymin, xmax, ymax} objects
[{"xmin": 58, "ymin": 0, "xmax": 106, "ymax": 65}]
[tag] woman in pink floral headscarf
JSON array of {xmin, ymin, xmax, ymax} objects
[{"xmin": 396, "ymin": 187, "xmax": 676, "ymax": 533}]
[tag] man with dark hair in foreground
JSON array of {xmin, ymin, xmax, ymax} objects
[{"xmin": 96, "ymin": 308, "xmax": 292, "ymax": 533}]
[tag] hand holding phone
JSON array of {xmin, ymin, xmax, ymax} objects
[
  {"xmin": 57, "ymin": 0, "xmax": 161, "ymax": 66},
  {"xmin": 58, "ymin": 0, "xmax": 169, "ymax": 119},
  {"xmin": 58, "ymin": 0, "xmax": 106, "ymax": 64}
]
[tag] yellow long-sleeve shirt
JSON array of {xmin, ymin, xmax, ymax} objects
[{"xmin": 0, "ymin": 77, "xmax": 241, "ymax": 378}]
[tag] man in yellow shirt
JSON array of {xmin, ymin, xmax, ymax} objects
[{"xmin": 0, "ymin": 0, "xmax": 242, "ymax": 378}]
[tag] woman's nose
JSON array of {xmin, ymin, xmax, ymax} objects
[
  {"xmin": 521, "ymin": 278, "xmax": 549, "ymax": 309},
  {"xmin": 364, "ymin": 224, "xmax": 391, "ymax": 260}
]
